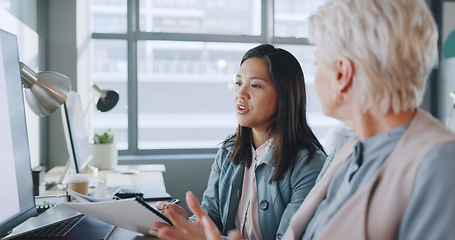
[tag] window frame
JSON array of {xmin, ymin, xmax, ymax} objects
[{"xmin": 91, "ymin": 0, "xmax": 315, "ymax": 160}]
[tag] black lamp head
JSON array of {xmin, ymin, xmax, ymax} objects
[
  {"xmin": 91, "ymin": 84, "xmax": 119, "ymax": 112},
  {"xmin": 96, "ymin": 90, "xmax": 119, "ymax": 112}
]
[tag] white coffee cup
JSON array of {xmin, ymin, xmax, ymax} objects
[{"xmin": 67, "ymin": 174, "xmax": 90, "ymax": 200}]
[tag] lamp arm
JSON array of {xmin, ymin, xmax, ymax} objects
[
  {"xmin": 83, "ymin": 95, "xmax": 96, "ymax": 117},
  {"xmin": 92, "ymin": 84, "xmax": 107, "ymax": 98},
  {"xmin": 20, "ymin": 62, "xmax": 38, "ymax": 88}
]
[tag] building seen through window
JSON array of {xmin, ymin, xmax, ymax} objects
[{"xmin": 89, "ymin": 0, "xmax": 337, "ymax": 155}]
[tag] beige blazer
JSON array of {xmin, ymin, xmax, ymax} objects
[{"xmin": 283, "ymin": 109, "xmax": 455, "ymax": 240}]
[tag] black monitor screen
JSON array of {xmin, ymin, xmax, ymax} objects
[{"xmin": 0, "ymin": 29, "xmax": 37, "ymax": 237}]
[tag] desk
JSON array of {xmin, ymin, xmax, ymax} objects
[
  {"xmin": 44, "ymin": 166, "xmax": 167, "ymax": 196},
  {"xmin": 44, "ymin": 166, "xmax": 166, "ymax": 240}
]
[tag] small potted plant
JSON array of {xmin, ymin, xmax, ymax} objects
[
  {"xmin": 90, "ymin": 129, "xmax": 117, "ymax": 170},
  {"xmin": 93, "ymin": 129, "xmax": 114, "ymax": 144}
]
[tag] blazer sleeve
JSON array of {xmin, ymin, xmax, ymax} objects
[
  {"xmin": 275, "ymin": 149, "xmax": 326, "ymax": 239},
  {"xmin": 189, "ymin": 147, "xmax": 228, "ymax": 230},
  {"xmin": 398, "ymin": 142, "xmax": 455, "ymax": 239}
]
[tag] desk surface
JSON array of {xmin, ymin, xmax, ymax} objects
[
  {"xmin": 45, "ymin": 166, "xmax": 165, "ymax": 240},
  {"xmin": 44, "ymin": 166, "xmax": 167, "ymax": 195}
]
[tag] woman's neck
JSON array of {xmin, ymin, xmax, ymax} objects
[
  {"xmin": 347, "ymin": 109, "xmax": 416, "ymax": 140},
  {"xmin": 251, "ymin": 128, "xmax": 269, "ymax": 149}
]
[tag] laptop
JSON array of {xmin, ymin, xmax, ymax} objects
[{"xmin": 4, "ymin": 205, "xmax": 115, "ymax": 240}]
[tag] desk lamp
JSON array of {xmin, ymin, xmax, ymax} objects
[
  {"xmin": 20, "ymin": 62, "xmax": 72, "ymax": 117},
  {"xmin": 20, "ymin": 62, "xmax": 71, "ymax": 195},
  {"xmin": 91, "ymin": 84, "xmax": 119, "ymax": 112}
]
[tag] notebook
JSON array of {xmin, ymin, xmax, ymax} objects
[
  {"xmin": 4, "ymin": 205, "xmax": 114, "ymax": 240},
  {"xmin": 61, "ymin": 195, "xmax": 172, "ymax": 235}
]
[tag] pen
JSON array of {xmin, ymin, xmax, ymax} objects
[
  {"xmin": 169, "ymin": 199, "xmax": 181, "ymax": 205},
  {"xmin": 164, "ymin": 199, "xmax": 181, "ymax": 209}
]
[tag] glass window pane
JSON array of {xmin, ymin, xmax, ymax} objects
[
  {"xmin": 90, "ymin": 39, "xmax": 128, "ymax": 150},
  {"xmin": 91, "ymin": 0, "xmax": 127, "ymax": 33},
  {"xmin": 139, "ymin": 0, "xmax": 261, "ymax": 35},
  {"xmin": 274, "ymin": 0, "xmax": 322, "ymax": 38},
  {"xmin": 137, "ymin": 41, "xmax": 258, "ymax": 149}
]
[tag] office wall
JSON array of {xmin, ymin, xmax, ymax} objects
[{"xmin": 44, "ymin": 0, "xmax": 77, "ymax": 169}]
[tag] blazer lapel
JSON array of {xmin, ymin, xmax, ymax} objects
[
  {"xmin": 283, "ymin": 137, "xmax": 358, "ymax": 240},
  {"xmin": 223, "ymin": 163, "xmax": 245, "ymax": 235}
]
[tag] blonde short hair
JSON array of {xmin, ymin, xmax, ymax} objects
[{"xmin": 309, "ymin": 0, "xmax": 438, "ymax": 114}]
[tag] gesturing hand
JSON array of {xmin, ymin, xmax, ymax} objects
[
  {"xmin": 150, "ymin": 191, "xmax": 243, "ymax": 240},
  {"xmin": 150, "ymin": 191, "xmax": 214, "ymax": 240}
]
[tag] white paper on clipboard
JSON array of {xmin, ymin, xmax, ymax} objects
[{"xmin": 62, "ymin": 196, "xmax": 172, "ymax": 235}]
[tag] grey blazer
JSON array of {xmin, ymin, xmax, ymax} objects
[{"xmin": 198, "ymin": 144, "xmax": 326, "ymax": 240}]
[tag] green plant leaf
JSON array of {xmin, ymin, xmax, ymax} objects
[{"xmin": 93, "ymin": 128, "xmax": 114, "ymax": 144}]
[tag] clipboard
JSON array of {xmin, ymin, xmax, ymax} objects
[{"xmin": 62, "ymin": 196, "xmax": 172, "ymax": 235}]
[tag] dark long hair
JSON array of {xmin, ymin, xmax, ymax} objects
[{"xmin": 223, "ymin": 44, "xmax": 325, "ymax": 183}]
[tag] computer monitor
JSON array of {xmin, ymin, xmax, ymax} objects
[
  {"xmin": 0, "ymin": 29, "xmax": 37, "ymax": 237},
  {"xmin": 60, "ymin": 91, "xmax": 93, "ymax": 182}
]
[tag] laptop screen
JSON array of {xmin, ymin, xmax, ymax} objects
[{"xmin": 0, "ymin": 29, "xmax": 37, "ymax": 237}]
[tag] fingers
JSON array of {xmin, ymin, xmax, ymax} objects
[
  {"xmin": 150, "ymin": 193, "xmax": 213, "ymax": 240},
  {"xmin": 150, "ymin": 213, "xmax": 189, "ymax": 240},
  {"xmin": 156, "ymin": 201, "xmax": 166, "ymax": 210},
  {"xmin": 227, "ymin": 230, "xmax": 243, "ymax": 240},
  {"xmin": 150, "ymin": 223, "xmax": 188, "ymax": 240},
  {"xmin": 186, "ymin": 191, "xmax": 206, "ymax": 219},
  {"xmin": 156, "ymin": 201, "xmax": 187, "ymax": 219},
  {"xmin": 150, "ymin": 207, "xmax": 206, "ymax": 240},
  {"xmin": 149, "ymin": 228, "xmax": 160, "ymax": 238},
  {"xmin": 201, "ymin": 215, "xmax": 222, "ymax": 240},
  {"xmin": 153, "ymin": 221, "xmax": 170, "ymax": 229},
  {"xmin": 165, "ymin": 204, "xmax": 187, "ymax": 218},
  {"xmin": 149, "ymin": 221, "xmax": 168, "ymax": 239},
  {"xmin": 166, "ymin": 208, "xmax": 194, "ymax": 230}
]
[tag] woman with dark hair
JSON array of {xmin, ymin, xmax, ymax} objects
[{"xmin": 151, "ymin": 44, "xmax": 326, "ymax": 240}]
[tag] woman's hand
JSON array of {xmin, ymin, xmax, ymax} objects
[
  {"xmin": 150, "ymin": 191, "xmax": 243, "ymax": 240},
  {"xmin": 155, "ymin": 201, "xmax": 187, "ymax": 219},
  {"xmin": 151, "ymin": 207, "xmax": 206, "ymax": 240},
  {"xmin": 150, "ymin": 191, "xmax": 215, "ymax": 240},
  {"xmin": 200, "ymin": 215, "xmax": 243, "ymax": 240}
]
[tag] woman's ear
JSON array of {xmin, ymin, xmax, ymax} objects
[{"xmin": 334, "ymin": 56, "xmax": 354, "ymax": 93}]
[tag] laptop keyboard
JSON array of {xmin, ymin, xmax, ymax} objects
[{"xmin": 24, "ymin": 215, "xmax": 84, "ymax": 237}]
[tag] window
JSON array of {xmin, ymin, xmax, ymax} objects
[
  {"xmin": 274, "ymin": 1, "xmax": 320, "ymax": 38},
  {"xmin": 137, "ymin": 41, "xmax": 254, "ymax": 150},
  {"xmin": 91, "ymin": 39, "xmax": 128, "ymax": 149},
  {"xmin": 89, "ymin": 0, "xmax": 337, "ymax": 158}
]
